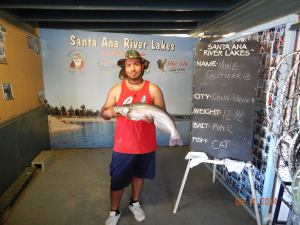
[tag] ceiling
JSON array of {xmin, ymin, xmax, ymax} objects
[{"xmin": 0, "ymin": 0, "xmax": 300, "ymax": 37}]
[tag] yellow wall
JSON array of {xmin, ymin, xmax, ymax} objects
[{"xmin": 0, "ymin": 19, "xmax": 44, "ymax": 124}]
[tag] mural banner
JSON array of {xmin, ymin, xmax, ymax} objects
[{"xmin": 40, "ymin": 29, "xmax": 196, "ymax": 148}]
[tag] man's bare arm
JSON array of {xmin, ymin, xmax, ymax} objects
[
  {"xmin": 150, "ymin": 83, "xmax": 166, "ymax": 111},
  {"xmin": 100, "ymin": 84, "xmax": 121, "ymax": 120}
]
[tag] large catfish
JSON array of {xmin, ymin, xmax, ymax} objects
[{"xmin": 114, "ymin": 103, "xmax": 183, "ymax": 146}]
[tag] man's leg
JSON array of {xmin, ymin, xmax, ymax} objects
[
  {"xmin": 131, "ymin": 176, "xmax": 144, "ymax": 201},
  {"xmin": 106, "ymin": 151, "xmax": 133, "ymax": 225},
  {"xmin": 128, "ymin": 176, "xmax": 146, "ymax": 222},
  {"xmin": 105, "ymin": 189, "xmax": 123, "ymax": 225},
  {"xmin": 109, "ymin": 151, "xmax": 134, "ymax": 210},
  {"xmin": 129, "ymin": 152, "xmax": 155, "ymax": 222},
  {"xmin": 111, "ymin": 189, "xmax": 124, "ymax": 210},
  {"xmin": 131, "ymin": 152, "xmax": 155, "ymax": 201}
]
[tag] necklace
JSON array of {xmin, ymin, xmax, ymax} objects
[{"xmin": 127, "ymin": 79, "xmax": 144, "ymax": 91}]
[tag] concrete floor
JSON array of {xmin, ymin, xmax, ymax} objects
[{"xmin": 4, "ymin": 147, "xmax": 256, "ymax": 225}]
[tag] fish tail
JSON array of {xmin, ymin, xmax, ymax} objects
[{"xmin": 169, "ymin": 136, "xmax": 183, "ymax": 146}]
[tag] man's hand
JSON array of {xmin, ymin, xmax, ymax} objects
[
  {"xmin": 143, "ymin": 116, "xmax": 153, "ymax": 123},
  {"xmin": 101, "ymin": 107, "xmax": 117, "ymax": 120}
]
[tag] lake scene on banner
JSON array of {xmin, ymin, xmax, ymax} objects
[{"xmin": 50, "ymin": 118, "xmax": 190, "ymax": 149}]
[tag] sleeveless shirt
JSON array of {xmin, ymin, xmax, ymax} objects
[{"xmin": 113, "ymin": 80, "xmax": 157, "ymax": 154}]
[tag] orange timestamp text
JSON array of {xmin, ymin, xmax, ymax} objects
[{"xmin": 236, "ymin": 197, "xmax": 277, "ymax": 206}]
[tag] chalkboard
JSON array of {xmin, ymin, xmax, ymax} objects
[{"xmin": 191, "ymin": 42, "xmax": 260, "ymax": 161}]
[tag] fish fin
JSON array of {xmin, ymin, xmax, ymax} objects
[
  {"xmin": 154, "ymin": 119, "xmax": 170, "ymax": 133},
  {"xmin": 169, "ymin": 136, "xmax": 183, "ymax": 146}
]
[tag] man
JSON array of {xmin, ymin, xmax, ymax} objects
[{"xmin": 100, "ymin": 49, "xmax": 165, "ymax": 225}]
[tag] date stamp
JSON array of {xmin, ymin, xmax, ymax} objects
[{"xmin": 236, "ymin": 197, "xmax": 277, "ymax": 206}]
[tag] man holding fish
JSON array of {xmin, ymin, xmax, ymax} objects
[{"xmin": 101, "ymin": 49, "xmax": 182, "ymax": 225}]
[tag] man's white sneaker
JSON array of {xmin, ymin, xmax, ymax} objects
[
  {"xmin": 128, "ymin": 202, "xmax": 145, "ymax": 222},
  {"xmin": 105, "ymin": 211, "xmax": 121, "ymax": 225}
]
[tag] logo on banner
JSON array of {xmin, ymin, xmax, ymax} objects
[
  {"xmin": 167, "ymin": 59, "xmax": 188, "ymax": 73},
  {"xmin": 157, "ymin": 58, "xmax": 189, "ymax": 73},
  {"xmin": 68, "ymin": 50, "xmax": 86, "ymax": 73},
  {"xmin": 157, "ymin": 58, "xmax": 167, "ymax": 72}
]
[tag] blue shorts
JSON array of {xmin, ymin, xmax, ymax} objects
[{"xmin": 110, "ymin": 151, "xmax": 156, "ymax": 191}]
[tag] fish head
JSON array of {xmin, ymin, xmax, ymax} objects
[{"xmin": 114, "ymin": 105, "xmax": 130, "ymax": 116}]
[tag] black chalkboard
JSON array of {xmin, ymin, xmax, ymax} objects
[{"xmin": 191, "ymin": 42, "xmax": 260, "ymax": 161}]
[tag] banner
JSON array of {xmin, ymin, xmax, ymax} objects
[{"xmin": 40, "ymin": 29, "xmax": 196, "ymax": 148}]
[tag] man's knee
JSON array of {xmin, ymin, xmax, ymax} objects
[{"xmin": 111, "ymin": 178, "xmax": 131, "ymax": 191}]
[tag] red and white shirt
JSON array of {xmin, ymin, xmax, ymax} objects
[{"xmin": 113, "ymin": 80, "xmax": 157, "ymax": 154}]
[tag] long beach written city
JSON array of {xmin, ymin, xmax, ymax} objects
[{"xmin": 69, "ymin": 35, "xmax": 175, "ymax": 51}]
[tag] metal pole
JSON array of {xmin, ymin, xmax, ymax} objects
[
  {"xmin": 212, "ymin": 163, "xmax": 217, "ymax": 183},
  {"xmin": 173, "ymin": 160, "xmax": 192, "ymax": 213},
  {"xmin": 247, "ymin": 164, "xmax": 262, "ymax": 225}
]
